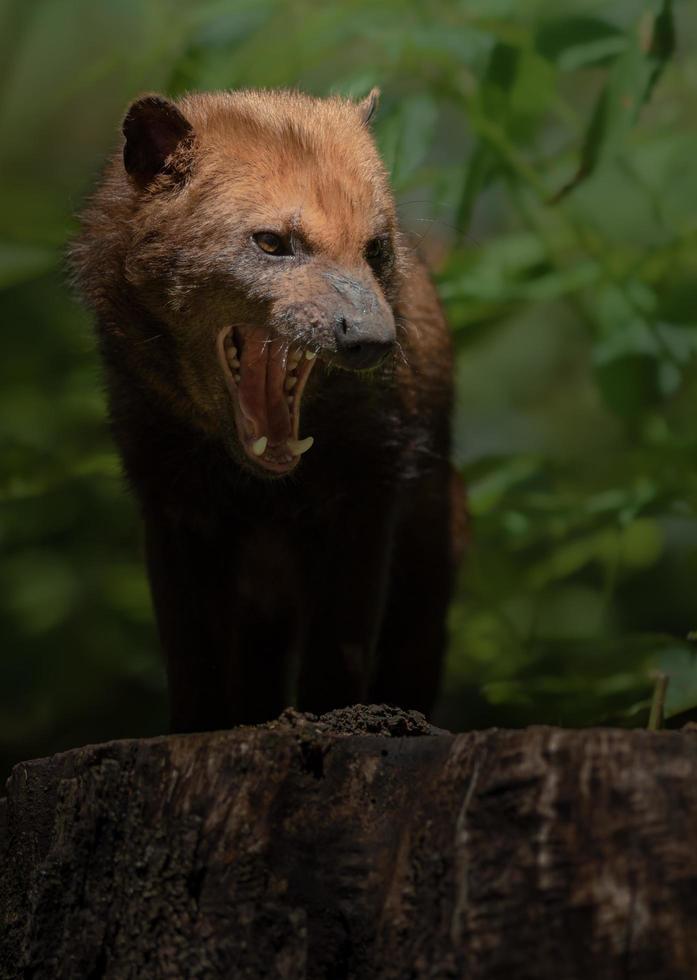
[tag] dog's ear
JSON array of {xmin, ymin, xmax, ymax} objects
[
  {"xmin": 358, "ymin": 87, "xmax": 380, "ymax": 126},
  {"xmin": 122, "ymin": 95, "xmax": 193, "ymax": 188}
]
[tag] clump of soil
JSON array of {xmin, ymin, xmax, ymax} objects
[{"xmin": 263, "ymin": 703, "xmax": 446, "ymax": 738}]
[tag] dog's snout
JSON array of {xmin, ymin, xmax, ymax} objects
[{"xmin": 333, "ymin": 313, "xmax": 395, "ymax": 369}]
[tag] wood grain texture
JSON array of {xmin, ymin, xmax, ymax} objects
[{"xmin": 2, "ymin": 706, "xmax": 696, "ymax": 979}]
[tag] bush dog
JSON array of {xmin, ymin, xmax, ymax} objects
[{"xmin": 72, "ymin": 89, "xmax": 464, "ymax": 731}]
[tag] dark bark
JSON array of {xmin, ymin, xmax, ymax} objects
[{"xmin": 1, "ymin": 705, "xmax": 696, "ymax": 980}]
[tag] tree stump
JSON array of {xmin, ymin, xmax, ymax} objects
[{"xmin": 1, "ymin": 705, "xmax": 696, "ymax": 979}]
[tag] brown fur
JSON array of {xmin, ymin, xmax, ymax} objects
[{"xmin": 72, "ymin": 89, "xmax": 464, "ymax": 730}]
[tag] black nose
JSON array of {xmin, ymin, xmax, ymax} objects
[{"xmin": 333, "ymin": 316, "xmax": 395, "ymax": 370}]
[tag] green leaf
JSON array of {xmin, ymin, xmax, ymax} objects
[
  {"xmin": 482, "ymin": 42, "xmax": 520, "ymax": 116},
  {"xmin": 536, "ymin": 16, "xmax": 627, "ymax": 71},
  {"xmin": 659, "ymin": 647, "xmax": 697, "ymax": 718},
  {"xmin": 455, "ymin": 142, "xmax": 497, "ymax": 237},
  {"xmin": 552, "ymin": 0, "xmax": 675, "ymax": 201},
  {"xmin": 594, "ymin": 355, "xmax": 661, "ymax": 419},
  {"xmin": 467, "ymin": 456, "xmax": 542, "ymax": 515},
  {"xmin": 377, "ymin": 94, "xmax": 439, "ymax": 189},
  {"xmin": 528, "ymin": 519, "xmax": 663, "ymax": 588}
]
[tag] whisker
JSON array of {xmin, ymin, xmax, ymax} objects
[
  {"xmin": 395, "ymin": 312, "xmax": 420, "ymax": 334},
  {"xmin": 409, "ymin": 216, "xmax": 461, "ymax": 234},
  {"xmin": 396, "ymin": 199, "xmax": 453, "ymax": 212},
  {"xmin": 393, "ymin": 338, "xmax": 409, "ymax": 368}
]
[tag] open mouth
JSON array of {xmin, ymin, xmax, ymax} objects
[{"xmin": 217, "ymin": 325, "xmax": 317, "ymax": 474}]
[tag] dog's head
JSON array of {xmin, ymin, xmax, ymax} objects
[{"xmin": 75, "ymin": 89, "xmax": 405, "ymax": 476}]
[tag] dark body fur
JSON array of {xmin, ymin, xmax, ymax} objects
[{"xmin": 72, "ymin": 90, "xmax": 464, "ymax": 731}]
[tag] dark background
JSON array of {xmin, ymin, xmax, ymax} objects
[{"xmin": 1, "ymin": 0, "xmax": 696, "ymax": 778}]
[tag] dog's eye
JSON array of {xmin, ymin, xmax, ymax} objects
[
  {"xmin": 364, "ymin": 236, "xmax": 392, "ymax": 272},
  {"xmin": 253, "ymin": 231, "xmax": 292, "ymax": 256}
]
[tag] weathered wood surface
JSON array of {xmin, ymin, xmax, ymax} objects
[{"xmin": 1, "ymin": 705, "xmax": 696, "ymax": 980}]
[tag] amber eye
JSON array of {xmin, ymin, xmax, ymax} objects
[{"xmin": 253, "ymin": 231, "xmax": 292, "ymax": 256}]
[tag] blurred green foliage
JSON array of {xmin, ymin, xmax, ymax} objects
[{"xmin": 1, "ymin": 0, "xmax": 696, "ymax": 773}]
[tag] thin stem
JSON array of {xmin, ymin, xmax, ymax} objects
[{"xmin": 647, "ymin": 673, "xmax": 668, "ymax": 731}]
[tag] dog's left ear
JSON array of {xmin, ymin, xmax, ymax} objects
[
  {"xmin": 122, "ymin": 94, "xmax": 194, "ymax": 188},
  {"xmin": 358, "ymin": 87, "xmax": 380, "ymax": 125}
]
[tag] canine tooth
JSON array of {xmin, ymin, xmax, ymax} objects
[
  {"xmin": 305, "ymin": 350, "xmax": 317, "ymax": 361},
  {"xmin": 229, "ymin": 345, "xmax": 237, "ymax": 358},
  {"xmin": 251, "ymin": 436, "xmax": 268, "ymax": 456},
  {"xmin": 285, "ymin": 375, "xmax": 297, "ymax": 391},
  {"xmin": 287, "ymin": 436, "xmax": 314, "ymax": 456},
  {"xmin": 288, "ymin": 349, "xmax": 302, "ymax": 367}
]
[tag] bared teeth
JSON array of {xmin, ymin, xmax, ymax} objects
[
  {"xmin": 287, "ymin": 436, "xmax": 314, "ymax": 456},
  {"xmin": 219, "ymin": 333, "xmax": 317, "ymax": 466}
]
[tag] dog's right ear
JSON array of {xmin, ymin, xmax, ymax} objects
[
  {"xmin": 122, "ymin": 95, "xmax": 193, "ymax": 188},
  {"xmin": 358, "ymin": 87, "xmax": 380, "ymax": 126}
]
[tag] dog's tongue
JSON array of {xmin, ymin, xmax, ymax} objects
[{"xmin": 237, "ymin": 335, "xmax": 291, "ymax": 445}]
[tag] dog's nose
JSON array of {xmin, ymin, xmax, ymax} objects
[{"xmin": 333, "ymin": 315, "xmax": 395, "ymax": 370}]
